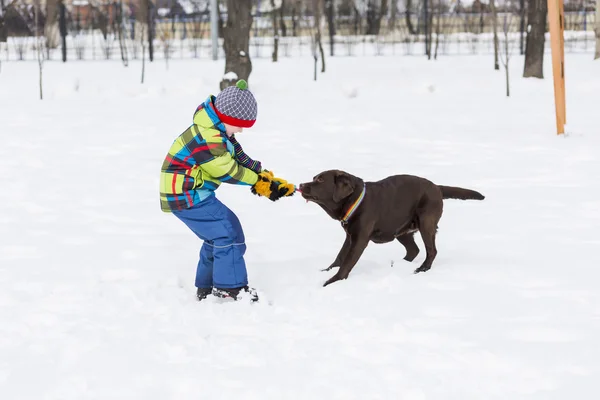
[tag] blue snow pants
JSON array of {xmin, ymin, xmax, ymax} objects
[{"xmin": 172, "ymin": 195, "xmax": 248, "ymax": 289}]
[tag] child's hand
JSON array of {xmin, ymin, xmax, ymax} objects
[{"xmin": 251, "ymin": 171, "xmax": 295, "ymax": 201}]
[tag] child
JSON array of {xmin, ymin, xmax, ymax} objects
[{"xmin": 160, "ymin": 80, "xmax": 294, "ymax": 302}]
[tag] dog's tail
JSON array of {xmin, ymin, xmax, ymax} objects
[{"xmin": 438, "ymin": 185, "xmax": 485, "ymax": 201}]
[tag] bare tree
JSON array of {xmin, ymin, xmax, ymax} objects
[
  {"xmin": 157, "ymin": 19, "xmax": 172, "ymax": 70},
  {"xmin": 221, "ymin": 0, "xmax": 253, "ymax": 90},
  {"xmin": 595, "ymin": 0, "xmax": 599, "ymax": 59},
  {"xmin": 390, "ymin": 0, "xmax": 398, "ymax": 30},
  {"xmin": 490, "ymin": 0, "xmax": 499, "ymax": 70},
  {"xmin": 313, "ymin": 0, "xmax": 325, "ymax": 73},
  {"xmin": 147, "ymin": 0, "xmax": 154, "ymax": 62},
  {"xmin": 523, "ymin": 0, "xmax": 547, "ymax": 78},
  {"xmin": 519, "ymin": 0, "xmax": 526, "ymax": 55},
  {"xmin": 424, "ymin": 0, "xmax": 431, "ymax": 58},
  {"xmin": 325, "ymin": 0, "xmax": 335, "ymax": 56},
  {"xmin": 45, "ymin": 0, "xmax": 59, "ymax": 51},
  {"xmin": 59, "ymin": 0, "xmax": 67, "ymax": 62},
  {"xmin": 279, "ymin": 0, "xmax": 287, "ymax": 37},
  {"xmin": 271, "ymin": 0, "xmax": 279, "ymax": 62},
  {"xmin": 312, "ymin": 33, "xmax": 318, "ymax": 81},
  {"xmin": 115, "ymin": 0, "xmax": 128, "ymax": 66},
  {"xmin": 34, "ymin": 0, "xmax": 43, "ymax": 99},
  {"xmin": 0, "ymin": 2, "xmax": 6, "ymax": 47},
  {"xmin": 141, "ymin": 24, "xmax": 146, "ymax": 84},
  {"xmin": 365, "ymin": 0, "xmax": 387, "ymax": 35},
  {"xmin": 291, "ymin": 0, "xmax": 298, "ymax": 36},
  {"xmin": 500, "ymin": 14, "xmax": 514, "ymax": 97},
  {"xmin": 138, "ymin": 0, "xmax": 149, "ymax": 62},
  {"xmin": 405, "ymin": 0, "xmax": 417, "ymax": 35},
  {"xmin": 433, "ymin": 0, "xmax": 441, "ymax": 60}
]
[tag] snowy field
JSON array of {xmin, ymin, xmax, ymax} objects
[{"xmin": 1, "ymin": 54, "xmax": 599, "ymax": 399}]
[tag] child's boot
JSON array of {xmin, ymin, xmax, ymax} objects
[
  {"xmin": 213, "ymin": 286, "xmax": 259, "ymax": 302},
  {"xmin": 196, "ymin": 287, "xmax": 212, "ymax": 301}
]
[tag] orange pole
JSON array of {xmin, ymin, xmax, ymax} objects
[
  {"xmin": 547, "ymin": 0, "xmax": 566, "ymax": 135},
  {"xmin": 558, "ymin": 0, "xmax": 566, "ymax": 125}
]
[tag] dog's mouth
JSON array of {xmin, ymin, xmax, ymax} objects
[{"xmin": 300, "ymin": 191, "xmax": 318, "ymax": 203}]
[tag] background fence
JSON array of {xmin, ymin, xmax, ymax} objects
[{"xmin": 0, "ymin": 1, "xmax": 597, "ymax": 62}]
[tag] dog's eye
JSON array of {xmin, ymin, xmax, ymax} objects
[{"xmin": 316, "ymin": 177, "xmax": 324, "ymax": 183}]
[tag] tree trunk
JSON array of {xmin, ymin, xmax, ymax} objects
[
  {"xmin": 491, "ymin": 0, "xmax": 499, "ymax": 70},
  {"xmin": 291, "ymin": 5, "xmax": 297, "ymax": 36},
  {"xmin": 271, "ymin": 0, "xmax": 279, "ymax": 62},
  {"xmin": 141, "ymin": 24, "xmax": 146, "ymax": 84},
  {"xmin": 45, "ymin": 0, "xmax": 60, "ymax": 49},
  {"xmin": 313, "ymin": 0, "xmax": 325, "ymax": 73},
  {"xmin": 434, "ymin": 0, "xmax": 441, "ymax": 60},
  {"xmin": 34, "ymin": 0, "xmax": 43, "ymax": 100},
  {"xmin": 0, "ymin": 7, "xmax": 6, "ymax": 43},
  {"xmin": 519, "ymin": 0, "xmax": 526, "ymax": 55},
  {"xmin": 221, "ymin": 0, "xmax": 253, "ymax": 90},
  {"xmin": 59, "ymin": 0, "xmax": 67, "ymax": 62},
  {"xmin": 505, "ymin": 39, "xmax": 510, "ymax": 97},
  {"xmin": 147, "ymin": 0, "xmax": 154, "ymax": 62},
  {"xmin": 595, "ymin": 0, "xmax": 600, "ymax": 59},
  {"xmin": 279, "ymin": 0, "xmax": 286, "ymax": 37},
  {"xmin": 523, "ymin": 0, "xmax": 547, "ymax": 78},
  {"xmin": 389, "ymin": 0, "xmax": 398, "ymax": 30},
  {"xmin": 501, "ymin": 17, "xmax": 511, "ymax": 97},
  {"xmin": 325, "ymin": 0, "xmax": 335, "ymax": 56},
  {"xmin": 116, "ymin": 1, "xmax": 128, "ymax": 66},
  {"xmin": 366, "ymin": 0, "xmax": 384, "ymax": 35},
  {"xmin": 424, "ymin": 0, "xmax": 430, "ymax": 57},
  {"xmin": 405, "ymin": 0, "xmax": 417, "ymax": 35},
  {"xmin": 138, "ymin": 0, "xmax": 149, "ymax": 62}
]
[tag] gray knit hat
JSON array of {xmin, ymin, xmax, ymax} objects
[{"xmin": 214, "ymin": 80, "xmax": 257, "ymax": 128}]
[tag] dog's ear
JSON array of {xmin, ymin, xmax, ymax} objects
[{"xmin": 333, "ymin": 173, "xmax": 354, "ymax": 203}]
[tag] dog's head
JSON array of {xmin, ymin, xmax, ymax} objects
[{"xmin": 299, "ymin": 170, "xmax": 364, "ymax": 220}]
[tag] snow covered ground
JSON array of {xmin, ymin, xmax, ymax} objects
[{"xmin": 1, "ymin": 55, "xmax": 599, "ymax": 399}]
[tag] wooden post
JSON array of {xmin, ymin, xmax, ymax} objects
[
  {"xmin": 558, "ymin": 0, "xmax": 565, "ymax": 125},
  {"xmin": 547, "ymin": 0, "xmax": 566, "ymax": 135}
]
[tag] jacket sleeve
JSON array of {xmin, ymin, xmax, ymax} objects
[
  {"xmin": 228, "ymin": 135, "xmax": 263, "ymax": 173},
  {"xmin": 201, "ymin": 151, "xmax": 259, "ymax": 186}
]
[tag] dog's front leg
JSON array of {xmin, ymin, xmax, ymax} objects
[
  {"xmin": 323, "ymin": 233, "xmax": 370, "ymax": 287},
  {"xmin": 322, "ymin": 233, "xmax": 351, "ymax": 271}
]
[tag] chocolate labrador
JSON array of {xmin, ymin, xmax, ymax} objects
[{"xmin": 298, "ymin": 170, "xmax": 484, "ymax": 286}]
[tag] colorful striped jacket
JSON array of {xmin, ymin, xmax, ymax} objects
[{"xmin": 160, "ymin": 96, "xmax": 262, "ymax": 212}]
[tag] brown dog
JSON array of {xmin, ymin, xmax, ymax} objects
[{"xmin": 298, "ymin": 170, "xmax": 484, "ymax": 286}]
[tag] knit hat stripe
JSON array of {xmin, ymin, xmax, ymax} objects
[{"xmin": 214, "ymin": 107, "xmax": 256, "ymax": 128}]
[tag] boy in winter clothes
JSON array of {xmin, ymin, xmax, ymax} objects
[{"xmin": 160, "ymin": 80, "xmax": 295, "ymax": 302}]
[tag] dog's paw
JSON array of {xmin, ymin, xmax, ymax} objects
[
  {"xmin": 414, "ymin": 265, "xmax": 431, "ymax": 274},
  {"xmin": 403, "ymin": 252, "xmax": 419, "ymax": 262},
  {"xmin": 321, "ymin": 264, "xmax": 339, "ymax": 272},
  {"xmin": 323, "ymin": 273, "xmax": 346, "ymax": 287}
]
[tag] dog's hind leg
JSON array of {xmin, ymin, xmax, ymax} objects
[
  {"xmin": 396, "ymin": 233, "xmax": 420, "ymax": 262},
  {"xmin": 414, "ymin": 208, "xmax": 442, "ymax": 274}
]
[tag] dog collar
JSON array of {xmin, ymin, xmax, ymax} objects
[{"xmin": 341, "ymin": 184, "xmax": 366, "ymax": 225}]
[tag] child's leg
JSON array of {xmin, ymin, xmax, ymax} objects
[
  {"xmin": 196, "ymin": 241, "xmax": 214, "ymax": 288},
  {"xmin": 210, "ymin": 202, "xmax": 248, "ymax": 289},
  {"xmin": 172, "ymin": 196, "xmax": 248, "ymax": 289},
  {"xmin": 173, "ymin": 197, "xmax": 224, "ymax": 289}
]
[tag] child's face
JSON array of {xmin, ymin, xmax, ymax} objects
[{"xmin": 223, "ymin": 123, "xmax": 243, "ymax": 137}]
